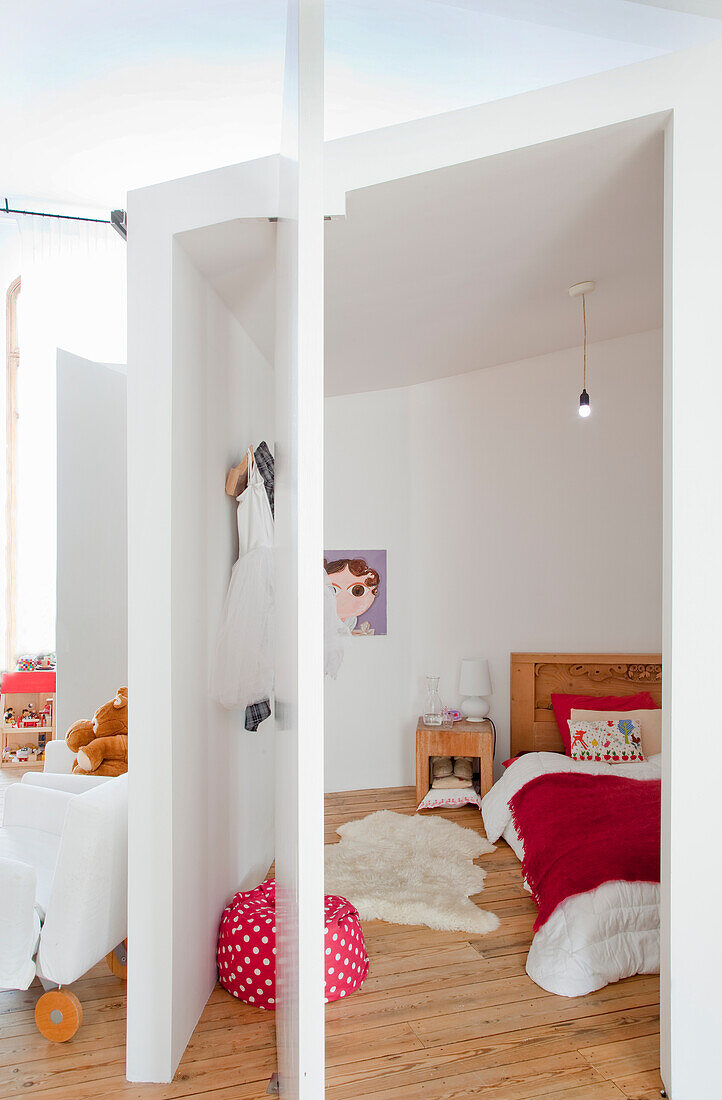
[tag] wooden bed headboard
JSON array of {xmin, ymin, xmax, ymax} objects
[{"xmin": 510, "ymin": 652, "xmax": 662, "ymax": 756}]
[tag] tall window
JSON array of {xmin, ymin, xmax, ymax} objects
[{"xmin": 5, "ymin": 276, "xmax": 20, "ymax": 666}]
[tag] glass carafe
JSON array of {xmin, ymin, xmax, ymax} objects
[{"xmin": 423, "ymin": 676, "xmax": 443, "ymax": 726}]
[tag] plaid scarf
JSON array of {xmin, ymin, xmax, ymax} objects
[
  {"xmin": 245, "ymin": 699, "xmax": 271, "ymax": 732},
  {"xmin": 254, "ymin": 441, "xmax": 275, "ymax": 518}
]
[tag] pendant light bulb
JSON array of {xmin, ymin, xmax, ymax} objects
[{"xmin": 569, "ymin": 281, "xmax": 595, "ymax": 421}]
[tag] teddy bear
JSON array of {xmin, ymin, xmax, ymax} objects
[{"xmin": 65, "ymin": 687, "xmax": 128, "ymax": 777}]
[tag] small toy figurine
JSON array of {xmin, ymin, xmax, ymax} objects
[
  {"xmin": 33, "ymin": 652, "xmax": 56, "ymax": 670},
  {"xmin": 4, "ymin": 707, "xmax": 15, "ymax": 727}
]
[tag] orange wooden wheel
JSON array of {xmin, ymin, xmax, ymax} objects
[
  {"xmin": 105, "ymin": 940, "xmax": 128, "ymax": 981},
  {"xmin": 34, "ymin": 989, "xmax": 83, "ymax": 1042}
]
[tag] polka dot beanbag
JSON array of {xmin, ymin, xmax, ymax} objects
[{"xmin": 217, "ymin": 878, "xmax": 369, "ymax": 1010}]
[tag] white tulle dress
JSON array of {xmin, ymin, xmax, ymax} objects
[
  {"xmin": 211, "ymin": 450, "xmax": 274, "ymax": 710},
  {"xmin": 324, "ymin": 573, "xmax": 350, "ymax": 678}
]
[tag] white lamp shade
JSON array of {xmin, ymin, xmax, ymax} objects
[{"xmin": 459, "ymin": 659, "xmax": 492, "ymax": 697}]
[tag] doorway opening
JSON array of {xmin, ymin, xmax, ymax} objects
[{"xmin": 322, "ymin": 114, "xmax": 665, "ymax": 1096}]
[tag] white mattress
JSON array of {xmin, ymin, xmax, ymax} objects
[{"xmin": 481, "ymin": 751, "xmax": 662, "ymax": 997}]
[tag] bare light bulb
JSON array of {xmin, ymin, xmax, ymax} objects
[{"xmin": 569, "ymin": 282, "xmax": 595, "ymax": 420}]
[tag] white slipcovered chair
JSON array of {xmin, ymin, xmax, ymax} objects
[
  {"xmin": 43, "ymin": 737, "xmax": 77, "ymax": 775},
  {"xmin": 0, "ymin": 771, "xmax": 128, "ymax": 1040}
]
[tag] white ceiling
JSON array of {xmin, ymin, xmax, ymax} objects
[
  {"xmin": 2, "ymin": 0, "xmax": 719, "ymax": 211},
  {"xmin": 181, "ymin": 114, "xmax": 664, "ymax": 396},
  {"xmin": 630, "ymin": 0, "xmax": 722, "ymax": 12},
  {"xmin": 323, "ymin": 115, "xmax": 664, "ymax": 394},
  {"xmin": 180, "ymin": 217, "xmax": 277, "ymax": 363}
]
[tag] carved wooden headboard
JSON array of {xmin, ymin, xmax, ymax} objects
[{"xmin": 510, "ymin": 652, "xmax": 662, "ymax": 756}]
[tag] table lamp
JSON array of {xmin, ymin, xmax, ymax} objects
[{"xmin": 459, "ymin": 659, "xmax": 492, "ymax": 721}]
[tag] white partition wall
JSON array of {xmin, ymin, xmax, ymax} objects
[
  {"xmin": 126, "ymin": 162, "xmax": 281, "ymax": 1082},
  {"xmin": 56, "ymin": 351, "xmax": 127, "ymax": 736},
  {"xmin": 126, "ymin": 7, "xmax": 328, "ymax": 1072},
  {"xmin": 274, "ymin": 2, "xmax": 326, "ymax": 1095},
  {"xmin": 127, "ymin": 5, "xmax": 327, "ymax": 1075},
  {"xmin": 664, "ymin": 84, "xmax": 722, "ymax": 1099}
]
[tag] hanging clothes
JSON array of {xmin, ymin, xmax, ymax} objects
[
  {"xmin": 244, "ymin": 698, "xmax": 272, "ymax": 732},
  {"xmin": 324, "ymin": 571, "xmax": 350, "ymax": 679},
  {"xmin": 244, "ymin": 440, "xmax": 275, "ymax": 729},
  {"xmin": 253, "ymin": 440, "xmax": 275, "ymax": 518},
  {"xmin": 211, "ymin": 448, "xmax": 274, "ymax": 713}
]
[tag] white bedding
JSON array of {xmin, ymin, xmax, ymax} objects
[{"xmin": 481, "ymin": 751, "xmax": 661, "ymax": 997}]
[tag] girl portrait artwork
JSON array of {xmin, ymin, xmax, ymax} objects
[{"xmin": 324, "ymin": 551, "xmax": 387, "ymax": 636}]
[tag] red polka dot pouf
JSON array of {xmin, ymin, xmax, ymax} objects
[{"xmin": 217, "ymin": 878, "xmax": 369, "ymax": 1010}]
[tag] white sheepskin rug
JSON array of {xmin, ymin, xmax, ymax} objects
[{"xmin": 324, "ymin": 810, "xmax": 500, "ymax": 934}]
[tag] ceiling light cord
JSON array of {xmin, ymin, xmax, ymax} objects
[
  {"xmin": 582, "ymin": 291, "xmax": 587, "ymax": 392},
  {"xmin": 568, "ymin": 280, "xmax": 594, "ymax": 418}
]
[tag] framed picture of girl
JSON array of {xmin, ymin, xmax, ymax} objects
[{"xmin": 324, "ymin": 551, "xmax": 387, "ymax": 636}]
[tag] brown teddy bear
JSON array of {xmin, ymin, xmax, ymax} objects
[{"xmin": 66, "ymin": 687, "xmax": 128, "ymax": 777}]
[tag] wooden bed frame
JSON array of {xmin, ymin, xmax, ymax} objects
[{"xmin": 510, "ymin": 652, "xmax": 662, "ymax": 757}]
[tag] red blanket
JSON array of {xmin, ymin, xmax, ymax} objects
[{"xmin": 509, "ymin": 772, "xmax": 661, "ymax": 932}]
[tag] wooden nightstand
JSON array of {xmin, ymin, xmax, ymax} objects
[{"xmin": 415, "ymin": 717, "xmax": 494, "ymax": 806}]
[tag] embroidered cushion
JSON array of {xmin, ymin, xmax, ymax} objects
[
  {"xmin": 217, "ymin": 878, "xmax": 368, "ymax": 1010},
  {"xmin": 567, "ymin": 718, "xmax": 644, "ymax": 763},
  {"xmin": 551, "ymin": 691, "xmax": 657, "ymax": 754},
  {"xmin": 571, "ymin": 707, "xmax": 662, "ymax": 758},
  {"xmin": 417, "ymin": 786, "xmax": 482, "ymax": 811}
]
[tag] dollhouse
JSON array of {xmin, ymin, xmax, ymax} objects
[{"xmin": 1, "ymin": 669, "xmax": 56, "ymax": 768}]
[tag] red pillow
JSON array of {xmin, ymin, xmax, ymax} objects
[{"xmin": 551, "ymin": 691, "xmax": 659, "ymax": 755}]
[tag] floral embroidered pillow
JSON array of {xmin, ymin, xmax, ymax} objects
[
  {"xmin": 566, "ymin": 718, "xmax": 645, "ymax": 763},
  {"xmin": 417, "ymin": 786, "xmax": 483, "ymax": 811}
]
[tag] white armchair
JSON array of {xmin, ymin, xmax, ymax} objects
[
  {"xmin": 0, "ymin": 772, "xmax": 127, "ymax": 1040},
  {"xmin": 43, "ymin": 738, "xmax": 77, "ymax": 775}
]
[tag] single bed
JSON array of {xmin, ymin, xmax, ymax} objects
[{"xmin": 481, "ymin": 652, "xmax": 662, "ymax": 997}]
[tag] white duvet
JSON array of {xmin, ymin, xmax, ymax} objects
[{"xmin": 481, "ymin": 752, "xmax": 661, "ymax": 997}]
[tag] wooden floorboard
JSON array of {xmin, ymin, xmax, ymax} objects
[{"xmin": 0, "ymin": 784, "xmax": 661, "ymax": 1098}]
